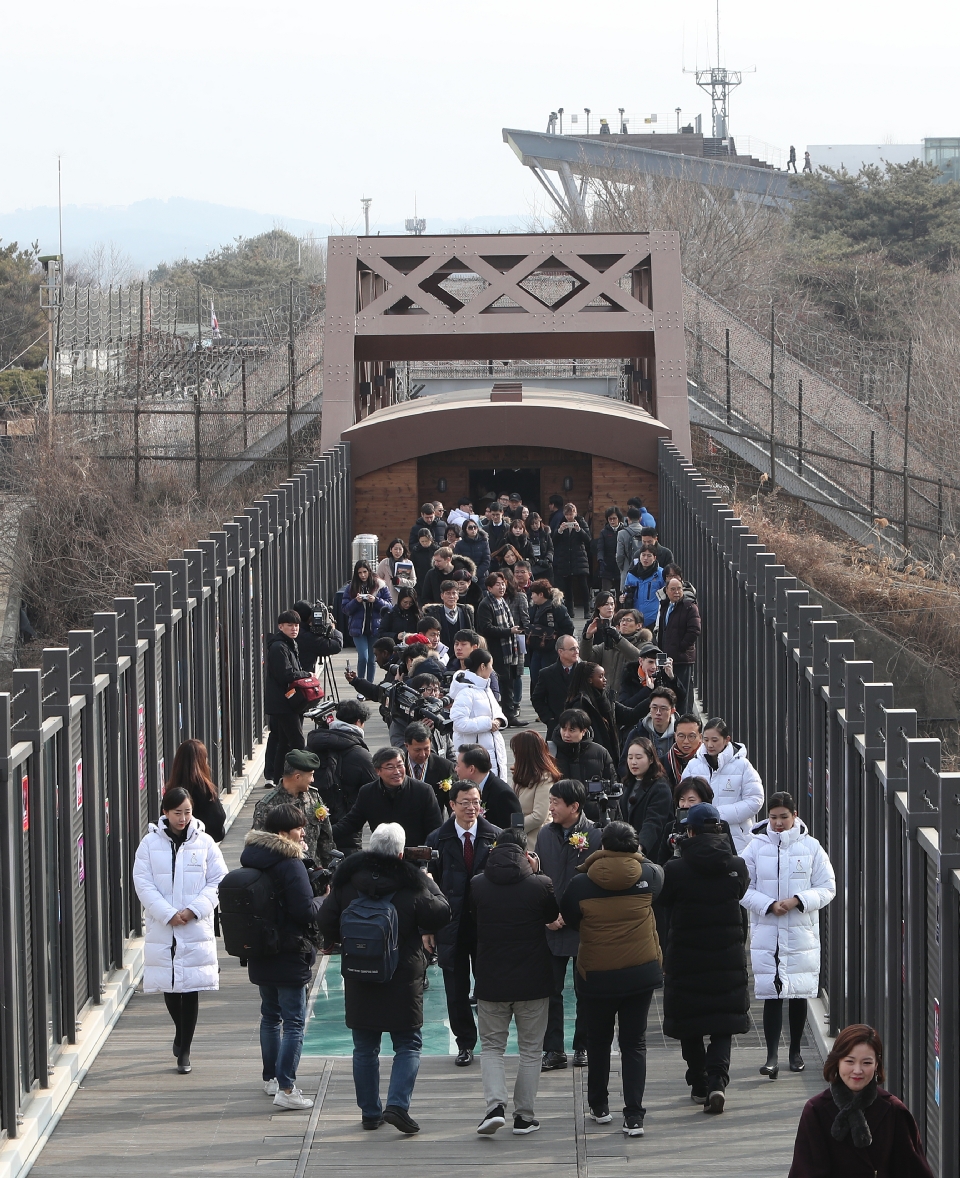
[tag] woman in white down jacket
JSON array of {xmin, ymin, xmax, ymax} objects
[
  {"xmin": 740, "ymin": 791, "xmax": 836, "ymax": 1080},
  {"xmin": 680, "ymin": 716, "xmax": 764, "ymax": 852},
  {"xmin": 133, "ymin": 786, "xmax": 228, "ymax": 1074},
  {"xmin": 449, "ymin": 648, "xmax": 508, "ymax": 778}
]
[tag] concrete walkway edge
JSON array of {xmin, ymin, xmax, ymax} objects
[{"xmin": 0, "ymin": 736, "xmax": 267, "ymax": 1178}]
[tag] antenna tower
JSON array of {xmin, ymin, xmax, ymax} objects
[{"xmin": 685, "ymin": 0, "xmax": 746, "ymax": 142}]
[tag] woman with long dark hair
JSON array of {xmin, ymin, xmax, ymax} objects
[
  {"xmin": 133, "ymin": 786, "xmax": 227, "ymax": 1074},
  {"xmin": 681, "ymin": 717, "xmax": 763, "ymax": 852},
  {"xmin": 343, "ymin": 560, "xmax": 392, "ymax": 682},
  {"xmin": 788, "ymin": 1025, "xmax": 933, "ymax": 1176},
  {"xmin": 620, "ymin": 737, "xmax": 673, "ymax": 862},
  {"xmin": 525, "ymin": 513, "xmax": 554, "ymax": 581},
  {"xmin": 510, "ymin": 729, "xmax": 562, "ymax": 835},
  {"xmin": 564, "ymin": 660, "xmax": 640, "ymax": 764},
  {"xmin": 376, "ymin": 538, "xmax": 416, "ymax": 605},
  {"xmin": 380, "ymin": 587, "xmax": 423, "ymax": 641},
  {"xmin": 165, "ymin": 738, "xmax": 227, "ymax": 842}
]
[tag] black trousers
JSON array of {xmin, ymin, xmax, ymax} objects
[
  {"xmin": 543, "ymin": 954, "xmax": 586, "ymax": 1053},
  {"xmin": 164, "ymin": 991, "xmax": 199, "ymax": 1054},
  {"xmin": 266, "ymin": 713, "xmax": 305, "ymax": 783},
  {"xmin": 558, "ymin": 575, "xmax": 591, "ymax": 617},
  {"xmin": 441, "ymin": 939, "xmax": 477, "ymax": 1051},
  {"xmin": 581, "ymin": 988, "xmax": 654, "ymax": 1118},
  {"xmin": 679, "ymin": 1033, "xmax": 732, "ymax": 1091},
  {"xmin": 492, "ymin": 661, "xmax": 520, "ymax": 718}
]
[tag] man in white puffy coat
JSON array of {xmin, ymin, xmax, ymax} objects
[
  {"xmin": 680, "ymin": 720, "xmax": 764, "ymax": 852},
  {"xmin": 739, "ymin": 791, "xmax": 836, "ymax": 1075}
]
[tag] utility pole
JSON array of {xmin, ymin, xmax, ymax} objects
[
  {"xmin": 39, "ymin": 254, "xmax": 62, "ymax": 448},
  {"xmin": 361, "ymin": 197, "xmax": 372, "ymax": 236}
]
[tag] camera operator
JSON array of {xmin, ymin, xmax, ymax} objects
[
  {"xmin": 292, "ymin": 600, "xmax": 343, "ymax": 672},
  {"xmin": 385, "ymin": 671, "xmax": 453, "ymax": 756},
  {"xmin": 585, "ymin": 595, "xmax": 646, "ymax": 699},
  {"xmin": 402, "ymin": 722, "xmax": 456, "ymax": 812},
  {"xmin": 345, "ymin": 636, "xmax": 399, "ymax": 702},
  {"xmin": 547, "ymin": 709, "xmax": 620, "ymax": 824},
  {"xmin": 618, "ymin": 645, "xmax": 686, "ymax": 715}
]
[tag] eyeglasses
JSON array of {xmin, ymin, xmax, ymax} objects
[{"xmin": 454, "ymin": 799, "xmax": 482, "ymax": 809}]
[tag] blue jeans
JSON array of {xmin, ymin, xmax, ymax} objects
[
  {"xmin": 354, "ymin": 634, "xmax": 374, "ymax": 682},
  {"xmin": 351, "ymin": 1027, "xmax": 423, "ymax": 1117},
  {"xmin": 259, "ymin": 984, "xmax": 307, "ymax": 1091}
]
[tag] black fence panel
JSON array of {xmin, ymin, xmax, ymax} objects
[
  {"xmin": 0, "ymin": 442, "xmax": 350, "ymax": 1137},
  {"xmin": 659, "ymin": 438, "xmax": 960, "ymax": 1178}
]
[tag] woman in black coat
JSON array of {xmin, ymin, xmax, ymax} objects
[
  {"xmin": 380, "ymin": 588, "xmax": 423, "ymax": 641},
  {"xmin": 621, "ymin": 736, "xmax": 673, "ymax": 862},
  {"xmin": 655, "ymin": 575, "xmax": 702, "ymax": 710},
  {"xmin": 410, "ymin": 531, "xmax": 438, "ymax": 584},
  {"xmin": 165, "ymin": 738, "xmax": 227, "ymax": 842},
  {"xmin": 454, "ymin": 520, "xmax": 491, "ymax": 582},
  {"xmin": 552, "ymin": 503, "xmax": 592, "ymax": 618},
  {"xmin": 526, "ymin": 513, "xmax": 555, "ymax": 581},
  {"xmin": 564, "ymin": 661, "xmax": 642, "ymax": 765}
]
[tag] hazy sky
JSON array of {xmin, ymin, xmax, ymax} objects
[{"xmin": 4, "ymin": 0, "xmax": 957, "ymax": 232}]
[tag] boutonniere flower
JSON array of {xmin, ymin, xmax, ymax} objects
[
  {"xmin": 314, "ymin": 804, "xmax": 329, "ymax": 822},
  {"xmin": 439, "ymin": 778, "xmax": 453, "ymax": 792},
  {"xmin": 568, "ymin": 832, "xmax": 589, "ymax": 851}
]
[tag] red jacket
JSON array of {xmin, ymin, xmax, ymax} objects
[{"xmin": 788, "ymin": 1086, "xmax": 933, "ymax": 1178}]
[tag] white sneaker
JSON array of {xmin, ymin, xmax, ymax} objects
[
  {"xmin": 274, "ymin": 1087, "xmax": 314, "ymax": 1110},
  {"xmin": 264, "ymin": 1079, "xmax": 279, "ymax": 1096}
]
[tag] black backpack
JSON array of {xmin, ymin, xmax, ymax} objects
[
  {"xmin": 218, "ymin": 867, "xmax": 282, "ymax": 962},
  {"xmin": 311, "ymin": 746, "xmax": 342, "ymax": 811},
  {"xmin": 339, "ymin": 890, "xmax": 400, "ymax": 983}
]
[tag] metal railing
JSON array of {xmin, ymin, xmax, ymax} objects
[
  {"xmin": 659, "ymin": 439, "xmax": 958, "ymax": 1177},
  {"xmin": 0, "ymin": 443, "xmax": 350, "ymax": 1139}
]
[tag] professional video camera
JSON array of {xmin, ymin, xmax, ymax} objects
[
  {"xmin": 307, "ymin": 599, "xmax": 335, "ymax": 636},
  {"xmin": 586, "ymin": 777, "xmax": 624, "ymax": 827},
  {"xmin": 303, "ymin": 698, "xmax": 338, "ymax": 727},
  {"xmin": 380, "ymin": 680, "xmax": 454, "ymax": 736}
]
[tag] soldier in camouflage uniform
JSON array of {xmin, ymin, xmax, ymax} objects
[{"xmin": 253, "ymin": 749, "xmax": 335, "ymax": 867}]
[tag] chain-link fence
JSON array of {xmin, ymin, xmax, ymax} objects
[{"xmin": 52, "ymin": 281, "xmax": 324, "ymax": 487}]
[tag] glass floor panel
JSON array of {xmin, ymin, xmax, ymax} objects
[{"xmin": 303, "ymin": 960, "xmax": 578, "ymax": 1056}]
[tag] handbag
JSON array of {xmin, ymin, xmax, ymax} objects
[{"xmin": 294, "ymin": 675, "xmax": 324, "ymax": 705}]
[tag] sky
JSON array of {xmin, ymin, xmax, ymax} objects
[{"xmin": 3, "ymin": 0, "xmax": 959, "ymax": 240}]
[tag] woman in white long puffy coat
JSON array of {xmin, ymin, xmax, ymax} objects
[
  {"xmin": 680, "ymin": 716, "xmax": 764, "ymax": 852},
  {"xmin": 133, "ymin": 786, "xmax": 228, "ymax": 1074},
  {"xmin": 449, "ymin": 649, "xmax": 508, "ymax": 778},
  {"xmin": 740, "ymin": 790, "xmax": 836, "ymax": 1079}
]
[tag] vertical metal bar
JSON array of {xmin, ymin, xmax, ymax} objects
[
  {"xmin": 288, "ymin": 280, "xmax": 297, "ymax": 412},
  {"xmin": 903, "ymin": 339, "xmax": 912, "ymax": 550},
  {"xmin": 134, "ymin": 283, "xmax": 143, "ymax": 490},
  {"xmin": 287, "ymin": 406, "xmax": 293, "ymax": 479},
  {"xmin": 870, "ymin": 430, "xmax": 876, "ymax": 518},
  {"xmin": 725, "ymin": 327, "xmax": 731, "ymax": 423},
  {"xmin": 937, "ymin": 478, "xmax": 943, "ymax": 547},
  {"xmin": 797, "ymin": 379, "xmax": 803, "ymax": 475},
  {"xmin": 194, "ymin": 394, "xmax": 202, "ymax": 493},
  {"xmin": 769, "ymin": 305, "xmax": 776, "ymax": 487},
  {"xmin": 241, "ymin": 356, "xmax": 248, "ymax": 451}
]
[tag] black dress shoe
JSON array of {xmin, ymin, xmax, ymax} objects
[
  {"xmin": 362, "ymin": 1116, "xmax": 384, "ymax": 1130},
  {"xmin": 383, "ymin": 1105, "xmax": 420, "ymax": 1134},
  {"xmin": 455, "ymin": 1048, "xmax": 474, "ymax": 1067},
  {"xmin": 541, "ymin": 1051, "xmax": 568, "ymax": 1071},
  {"xmin": 507, "ymin": 717, "xmax": 528, "ymax": 728},
  {"xmin": 177, "ymin": 1052, "xmax": 192, "ymax": 1074},
  {"xmin": 573, "ymin": 1049, "xmax": 588, "ymax": 1067}
]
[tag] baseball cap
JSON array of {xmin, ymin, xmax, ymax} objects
[{"xmin": 680, "ymin": 802, "xmax": 721, "ymax": 829}]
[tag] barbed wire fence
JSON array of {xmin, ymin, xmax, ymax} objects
[{"xmin": 49, "ymin": 280, "xmax": 325, "ymax": 489}]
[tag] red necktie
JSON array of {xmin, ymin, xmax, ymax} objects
[{"xmin": 462, "ymin": 831, "xmax": 474, "ymax": 871}]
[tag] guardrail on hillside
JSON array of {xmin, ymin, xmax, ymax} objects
[
  {"xmin": 659, "ymin": 439, "xmax": 958, "ymax": 1178},
  {"xmin": 0, "ymin": 443, "xmax": 350, "ymax": 1139}
]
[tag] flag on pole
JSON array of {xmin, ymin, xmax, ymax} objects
[{"xmin": 210, "ymin": 301, "xmax": 220, "ymax": 339}]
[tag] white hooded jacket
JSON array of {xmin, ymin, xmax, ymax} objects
[
  {"xmin": 449, "ymin": 669, "xmax": 508, "ymax": 777},
  {"xmin": 133, "ymin": 816, "xmax": 228, "ymax": 994},
  {"xmin": 740, "ymin": 818, "xmax": 836, "ymax": 999},
  {"xmin": 680, "ymin": 740, "xmax": 764, "ymax": 852}
]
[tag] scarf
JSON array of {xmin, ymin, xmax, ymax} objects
[
  {"xmin": 829, "ymin": 1078, "xmax": 877, "ymax": 1148},
  {"xmin": 482, "ymin": 591, "xmax": 519, "ymax": 666}
]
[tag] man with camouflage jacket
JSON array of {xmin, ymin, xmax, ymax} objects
[{"xmin": 253, "ymin": 749, "xmax": 336, "ymax": 867}]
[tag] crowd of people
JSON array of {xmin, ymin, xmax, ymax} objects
[{"xmin": 127, "ymin": 489, "xmax": 935, "ymax": 1174}]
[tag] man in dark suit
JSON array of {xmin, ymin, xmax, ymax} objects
[
  {"xmin": 423, "ymin": 584, "xmax": 476, "ymax": 651},
  {"xmin": 425, "ymin": 780, "xmax": 500, "ymax": 1067},
  {"xmin": 455, "ymin": 745, "xmax": 522, "ymax": 829},
  {"xmin": 402, "ymin": 721, "xmax": 456, "ymax": 812},
  {"xmin": 531, "ymin": 635, "xmax": 581, "ymax": 739},
  {"xmin": 332, "ymin": 746, "xmax": 443, "ymax": 849}
]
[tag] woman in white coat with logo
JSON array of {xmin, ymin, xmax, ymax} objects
[
  {"xmin": 449, "ymin": 648, "xmax": 508, "ymax": 778},
  {"xmin": 133, "ymin": 786, "xmax": 228, "ymax": 1074},
  {"xmin": 680, "ymin": 717, "xmax": 763, "ymax": 853},
  {"xmin": 741, "ymin": 791, "xmax": 836, "ymax": 1080}
]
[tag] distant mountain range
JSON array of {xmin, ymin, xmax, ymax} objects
[{"xmin": 0, "ymin": 198, "xmax": 527, "ymax": 273}]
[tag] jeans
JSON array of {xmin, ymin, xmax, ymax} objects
[
  {"xmin": 680, "ymin": 1033, "xmax": 732, "ymax": 1091},
  {"xmin": 478, "ymin": 997, "xmax": 549, "ymax": 1118},
  {"xmin": 259, "ymin": 984, "xmax": 307, "ymax": 1091},
  {"xmin": 354, "ymin": 634, "xmax": 374, "ymax": 682},
  {"xmin": 442, "ymin": 941, "xmax": 477, "ymax": 1050},
  {"xmin": 351, "ymin": 1027, "xmax": 423, "ymax": 1117},
  {"xmin": 513, "ymin": 668, "xmax": 523, "ymax": 708},
  {"xmin": 580, "ymin": 988, "xmax": 654, "ymax": 1118},
  {"xmin": 544, "ymin": 955, "xmax": 586, "ymax": 1053}
]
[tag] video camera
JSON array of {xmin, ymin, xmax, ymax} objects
[
  {"xmin": 306, "ymin": 599, "xmax": 335, "ymax": 636},
  {"xmin": 380, "ymin": 680, "xmax": 454, "ymax": 736},
  {"xmin": 586, "ymin": 777, "xmax": 624, "ymax": 827},
  {"xmin": 303, "ymin": 698, "xmax": 338, "ymax": 727}
]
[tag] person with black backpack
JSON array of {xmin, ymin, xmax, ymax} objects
[
  {"xmin": 238, "ymin": 803, "xmax": 328, "ymax": 1111},
  {"xmin": 317, "ymin": 822, "xmax": 450, "ymax": 1134},
  {"xmin": 306, "ymin": 701, "xmax": 376, "ymax": 853}
]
